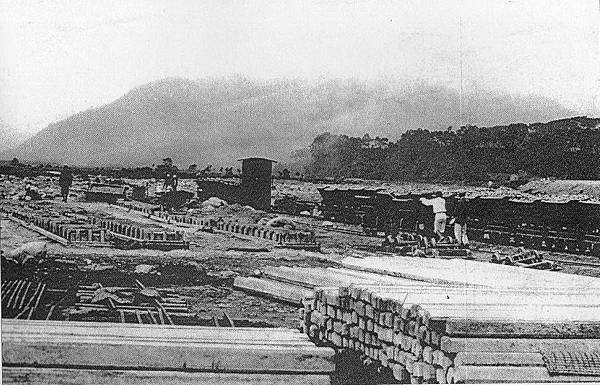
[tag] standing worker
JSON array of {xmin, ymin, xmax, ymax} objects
[
  {"xmin": 452, "ymin": 192, "xmax": 470, "ymax": 248},
  {"xmin": 58, "ymin": 165, "xmax": 73, "ymax": 202},
  {"xmin": 420, "ymin": 191, "xmax": 447, "ymax": 242}
]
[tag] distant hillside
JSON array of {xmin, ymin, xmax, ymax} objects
[
  {"xmin": 0, "ymin": 120, "xmax": 28, "ymax": 153},
  {"xmin": 2, "ymin": 77, "xmax": 575, "ymax": 167}
]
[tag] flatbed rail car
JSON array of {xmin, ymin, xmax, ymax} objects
[{"xmin": 316, "ymin": 187, "xmax": 600, "ymax": 256}]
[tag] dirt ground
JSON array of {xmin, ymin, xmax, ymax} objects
[
  {"xmin": 0, "ymin": 199, "xmax": 342, "ymax": 328},
  {"xmin": 3, "ymin": 190, "xmax": 600, "ymax": 330}
]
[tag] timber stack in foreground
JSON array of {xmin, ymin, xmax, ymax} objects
[
  {"xmin": 1, "ymin": 319, "xmax": 335, "ymax": 385},
  {"xmin": 294, "ymin": 256, "xmax": 600, "ymax": 383}
]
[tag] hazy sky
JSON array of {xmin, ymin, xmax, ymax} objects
[{"xmin": 1, "ymin": 0, "xmax": 599, "ymax": 135}]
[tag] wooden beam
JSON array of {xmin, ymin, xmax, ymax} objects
[
  {"xmin": 1, "ymin": 320, "xmax": 312, "ymax": 343},
  {"xmin": 1, "ymin": 367, "xmax": 332, "ymax": 385},
  {"xmin": 234, "ymin": 277, "xmax": 313, "ymax": 305},
  {"xmin": 453, "ymin": 365, "xmax": 600, "ymax": 383},
  {"xmin": 453, "ymin": 352, "xmax": 545, "ymax": 367},
  {"xmin": 440, "ymin": 336, "xmax": 600, "ymax": 353},
  {"xmin": 3, "ymin": 339, "xmax": 334, "ymax": 373},
  {"xmin": 431, "ymin": 318, "xmax": 600, "ymax": 338},
  {"xmin": 7, "ymin": 215, "xmax": 69, "ymax": 245}
]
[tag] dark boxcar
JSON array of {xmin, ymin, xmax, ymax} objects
[{"xmin": 240, "ymin": 157, "xmax": 276, "ymax": 211}]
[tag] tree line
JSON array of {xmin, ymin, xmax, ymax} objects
[{"xmin": 301, "ymin": 117, "xmax": 600, "ymax": 183}]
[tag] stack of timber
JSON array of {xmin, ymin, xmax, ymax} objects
[
  {"xmin": 118, "ymin": 199, "xmax": 160, "ymax": 215},
  {"xmin": 300, "ymin": 256, "xmax": 600, "ymax": 383},
  {"xmin": 89, "ymin": 214, "xmax": 188, "ymax": 250},
  {"xmin": 71, "ymin": 282, "xmax": 194, "ymax": 325},
  {"xmin": 1, "ymin": 280, "xmax": 48, "ymax": 320},
  {"xmin": 152, "ymin": 210, "xmax": 321, "ymax": 250},
  {"xmin": 2, "ymin": 319, "xmax": 335, "ymax": 385},
  {"xmin": 5, "ymin": 205, "xmax": 109, "ymax": 246},
  {"xmin": 117, "ymin": 199, "xmax": 320, "ymax": 250},
  {"xmin": 234, "ymin": 265, "xmax": 408, "ymax": 305}
]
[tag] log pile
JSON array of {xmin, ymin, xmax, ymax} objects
[
  {"xmin": 2, "ymin": 320, "xmax": 335, "ymax": 385},
  {"xmin": 274, "ymin": 256, "xmax": 600, "ymax": 383}
]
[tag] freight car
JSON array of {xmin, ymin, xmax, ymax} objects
[
  {"xmin": 196, "ymin": 157, "xmax": 276, "ymax": 211},
  {"xmin": 317, "ymin": 187, "xmax": 600, "ymax": 256}
]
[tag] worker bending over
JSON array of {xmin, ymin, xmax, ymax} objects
[{"xmin": 420, "ymin": 191, "xmax": 447, "ymax": 242}]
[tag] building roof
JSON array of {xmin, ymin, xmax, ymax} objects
[{"xmin": 237, "ymin": 157, "xmax": 278, "ymax": 163}]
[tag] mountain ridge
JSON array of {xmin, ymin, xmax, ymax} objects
[{"xmin": 2, "ymin": 77, "xmax": 576, "ymax": 167}]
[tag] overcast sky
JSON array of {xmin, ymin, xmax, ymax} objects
[{"xmin": 1, "ymin": 0, "xmax": 599, "ymax": 135}]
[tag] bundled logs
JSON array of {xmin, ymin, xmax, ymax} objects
[{"xmin": 295, "ymin": 257, "xmax": 600, "ymax": 383}]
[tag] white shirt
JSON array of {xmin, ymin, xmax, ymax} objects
[{"xmin": 420, "ymin": 197, "xmax": 446, "ymax": 213}]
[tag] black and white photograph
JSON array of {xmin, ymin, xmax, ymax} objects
[{"xmin": 1, "ymin": 0, "xmax": 600, "ymax": 383}]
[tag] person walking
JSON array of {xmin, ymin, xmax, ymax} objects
[
  {"xmin": 420, "ymin": 191, "xmax": 447, "ymax": 242},
  {"xmin": 452, "ymin": 192, "xmax": 470, "ymax": 248},
  {"xmin": 58, "ymin": 165, "xmax": 73, "ymax": 202}
]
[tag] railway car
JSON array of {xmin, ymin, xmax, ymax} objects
[{"xmin": 316, "ymin": 187, "xmax": 600, "ymax": 256}]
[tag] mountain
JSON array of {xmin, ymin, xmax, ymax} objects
[
  {"xmin": 0, "ymin": 120, "xmax": 29, "ymax": 154},
  {"xmin": 2, "ymin": 77, "xmax": 575, "ymax": 167}
]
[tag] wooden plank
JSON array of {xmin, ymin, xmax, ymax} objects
[
  {"xmin": 365, "ymin": 290, "xmax": 600, "ymax": 308},
  {"xmin": 422, "ymin": 304, "xmax": 600, "ymax": 323},
  {"xmin": 1, "ymin": 367, "xmax": 332, "ymax": 385},
  {"xmin": 340, "ymin": 256, "xmax": 600, "ymax": 290},
  {"xmin": 440, "ymin": 337, "xmax": 600, "ymax": 353},
  {"xmin": 261, "ymin": 267, "xmax": 353, "ymax": 288},
  {"xmin": 3, "ymin": 339, "xmax": 334, "ymax": 373},
  {"xmin": 431, "ymin": 318, "xmax": 600, "ymax": 338},
  {"xmin": 234, "ymin": 277, "xmax": 313, "ymax": 305},
  {"xmin": 453, "ymin": 365, "xmax": 600, "ymax": 383},
  {"xmin": 356, "ymin": 284, "xmax": 600, "ymax": 297},
  {"xmin": 7, "ymin": 215, "xmax": 69, "ymax": 245},
  {"xmin": 1, "ymin": 320, "xmax": 311, "ymax": 343},
  {"xmin": 453, "ymin": 352, "xmax": 545, "ymax": 366}
]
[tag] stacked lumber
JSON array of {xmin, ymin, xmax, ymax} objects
[
  {"xmin": 296, "ymin": 256, "xmax": 600, "ymax": 383},
  {"xmin": 6, "ymin": 206, "xmax": 108, "ymax": 246},
  {"xmin": 234, "ymin": 266, "xmax": 413, "ymax": 305},
  {"xmin": 2, "ymin": 320, "xmax": 335, "ymax": 385},
  {"xmin": 1, "ymin": 280, "xmax": 47, "ymax": 320},
  {"xmin": 89, "ymin": 214, "xmax": 188, "ymax": 250},
  {"xmin": 118, "ymin": 199, "xmax": 160, "ymax": 215},
  {"xmin": 149, "ymin": 210, "xmax": 321, "ymax": 250}
]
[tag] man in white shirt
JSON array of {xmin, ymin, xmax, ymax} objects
[{"xmin": 420, "ymin": 191, "xmax": 447, "ymax": 241}]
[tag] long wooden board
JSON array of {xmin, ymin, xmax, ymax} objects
[
  {"xmin": 453, "ymin": 352, "xmax": 545, "ymax": 366},
  {"xmin": 234, "ymin": 277, "xmax": 313, "ymax": 305},
  {"xmin": 1, "ymin": 367, "xmax": 331, "ymax": 385},
  {"xmin": 7, "ymin": 215, "xmax": 69, "ymax": 245},
  {"xmin": 1, "ymin": 320, "xmax": 310, "ymax": 342},
  {"xmin": 340, "ymin": 256, "xmax": 600, "ymax": 290},
  {"xmin": 452, "ymin": 365, "xmax": 600, "ymax": 383},
  {"xmin": 3, "ymin": 339, "xmax": 334, "ymax": 373},
  {"xmin": 430, "ymin": 318, "xmax": 600, "ymax": 338},
  {"xmin": 441, "ymin": 337, "xmax": 600, "ymax": 353}
]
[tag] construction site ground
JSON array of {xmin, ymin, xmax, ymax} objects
[{"xmin": 2, "ymin": 196, "xmax": 600, "ymax": 331}]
